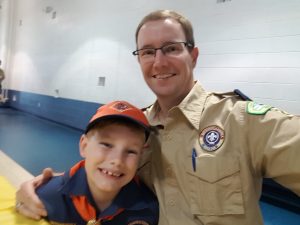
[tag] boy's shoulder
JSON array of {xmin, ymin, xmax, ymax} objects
[
  {"xmin": 126, "ymin": 177, "xmax": 158, "ymax": 209},
  {"xmin": 36, "ymin": 164, "xmax": 87, "ymax": 224},
  {"xmin": 113, "ymin": 177, "xmax": 159, "ymax": 225},
  {"xmin": 124, "ymin": 176, "xmax": 156, "ymax": 200}
]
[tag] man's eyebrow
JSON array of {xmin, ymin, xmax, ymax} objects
[
  {"xmin": 138, "ymin": 45, "xmax": 155, "ymax": 49},
  {"xmin": 138, "ymin": 41, "xmax": 179, "ymax": 49}
]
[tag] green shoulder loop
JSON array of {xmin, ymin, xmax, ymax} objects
[{"xmin": 246, "ymin": 101, "xmax": 273, "ymax": 115}]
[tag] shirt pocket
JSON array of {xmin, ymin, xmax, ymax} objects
[{"xmin": 185, "ymin": 154, "xmax": 244, "ymax": 216}]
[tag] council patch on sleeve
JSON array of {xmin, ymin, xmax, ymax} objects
[{"xmin": 246, "ymin": 101, "xmax": 272, "ymax": 115}]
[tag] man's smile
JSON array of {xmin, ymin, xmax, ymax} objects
[{"xmin": 152, "ymin": 73, "xmax": 176, "ymax": 79}]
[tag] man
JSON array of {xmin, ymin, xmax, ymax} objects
[
  {"xmin": 16, "ymin": 10, "xmax": 300, "ymax": 225},
  {"xmin": 0, "ymin": 60, "xmax": 5, "ymax": 99}
]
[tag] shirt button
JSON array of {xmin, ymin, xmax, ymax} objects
[
  {"xmin": 166, "ymin": 167, "xmax": 172, "ymax": 176},
  {"xmin": 168, "ymin": 178, "xmax": 177, "ymax": 186},
  {"xmin": 168, "ymin": 199, "xmax": 175, "ymax": 206}
]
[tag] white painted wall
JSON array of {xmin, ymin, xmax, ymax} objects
[{"xmin": 1, "ymin": 0, "xmax": 300, "ymax": 113}]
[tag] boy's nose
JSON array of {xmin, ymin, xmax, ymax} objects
[{"xmin": 109, "ymin": 151, "xmax": 123, "ymax": 166}]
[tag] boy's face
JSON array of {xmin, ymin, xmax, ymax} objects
[{"xmin": 79, "ymin": 123, "xmax": 145, "ymax": 200}]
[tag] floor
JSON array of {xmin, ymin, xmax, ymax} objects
[
  {"xmin": 0, "ymin": 107, "xmax": 82, "ymax": 175},
  {"xmin": 0, "ymin": 107, "xmax": 300, "ymax": 224}
]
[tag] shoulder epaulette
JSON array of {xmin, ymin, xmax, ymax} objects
[
  {"xmin": 141, "ymin": 104, "xmax": 153, "ymax": 112},
  {"xmin": 234, "ymin": 89, "xmax": 252, "ymax": 101}
]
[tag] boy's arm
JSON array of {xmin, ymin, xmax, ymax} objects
[{"xmin": 15, "ymin": 168, "xmax": 60, "ymax": 220}]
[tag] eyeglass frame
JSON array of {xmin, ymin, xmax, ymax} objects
[{"xmin": 132, "ymin": 41, "xmax": 194, "ymax": 57}]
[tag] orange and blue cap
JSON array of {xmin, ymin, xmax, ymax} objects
[{"xmin": 85, "ymin": 101, "xmax": 151, "ymax": 141}]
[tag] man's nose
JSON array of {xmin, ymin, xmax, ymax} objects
[{"xmin": 153, "ymin": 49, "xmax": 168, "ymax": 67}]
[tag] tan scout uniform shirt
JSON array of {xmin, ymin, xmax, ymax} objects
[
  {"xmin": 139, "ymin": 81, "xmax": 300, "ymax": 225},
  {"xmin": 0, "ymin": 68, "xmax": 4, "ymax": 81},
  {"xmin": 0, "ymin": 68, "xmax": 4, "ymax": 93}
]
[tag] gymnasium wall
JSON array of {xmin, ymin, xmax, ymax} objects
[{"xmin": 0, "ymin": 0, "xmax": 299, "ymax": 129}]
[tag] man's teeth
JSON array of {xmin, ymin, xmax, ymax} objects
[
  {"xmin": 154, "ymin": 74, "xmax": 174, "ymax": 79},
  {"xmin": 102, "ymin": 169, "xmax": 121, "ymax": 177}
]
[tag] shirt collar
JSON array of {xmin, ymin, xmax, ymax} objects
[
  {"xmin": 145, "ymin": 81, "xmax": 209, "ymax": 130},
  {"xmin": 60, "ymin": 165, "xmax": 95, "ymax": 204},
  {"xmin": 60, "ymin": 166, "xmax": 150, "ymax": 217}
]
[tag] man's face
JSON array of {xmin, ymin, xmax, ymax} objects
[
  {"xmin": 136, "ymin": 19, "xmax": 198, "ymax": 102},
  {"xmin": 79, "ymin": 123, "xmax": 145, "ymax": 200}
]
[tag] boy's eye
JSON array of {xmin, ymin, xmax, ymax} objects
[
  {"xmin": 99, "ymin": 142, "xmax": 112, "ymax": 148},
  {"xmin": 127, "ymin": 149, "xmax": 138, "ymax": 155}
]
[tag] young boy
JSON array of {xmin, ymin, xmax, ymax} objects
[{"xmin": 36, "ymin": 100, "xmax": 158, "ymax": 225}]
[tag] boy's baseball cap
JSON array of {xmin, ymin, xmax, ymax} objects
[{"xmin": 85, "ymin": 101, "xmax": 151, "ymax": 141}]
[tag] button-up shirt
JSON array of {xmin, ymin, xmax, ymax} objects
[
  {"xmin": 139, "ymin": 81, "xmax": 300, "ymax": 225},
  {"xmin": 37, "ymin": 160, "xmax": 159, "ymax": 225}
]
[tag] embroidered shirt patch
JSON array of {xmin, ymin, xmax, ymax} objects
[
  {"xmin": 199, "ymin": 125, "xmax": 225, "ymax": 152},
  {"xmin": 246, "ymin": 101, "xmax": 272, "ymax": 115}
]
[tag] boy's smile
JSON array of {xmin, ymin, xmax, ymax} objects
[{"xmin": 99, "ymin": 168, "xmax": 123, "ymax": 178}]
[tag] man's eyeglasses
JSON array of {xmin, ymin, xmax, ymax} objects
[{"xmin": 132, "ymin": 42, "xmax": 193, "ymax": 60}]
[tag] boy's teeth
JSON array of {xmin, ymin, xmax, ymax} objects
[{"xmin": 102, "ymin": 169, "xmax": 121, "ymax": 177}]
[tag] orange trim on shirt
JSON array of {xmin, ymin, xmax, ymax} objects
[
  {"xmin": 102, "ymin": 208, "xmax": 125, "ymax": 221},
  {"xmin": 69, "ymin": 160, "xmax": 85, "ymax": 177},
  {"xmin": 72, "ymin": 195, "xmax": 96, "ymax": 222},
  {"xmin": 69, "ymin": 160, "xmax": 126, "ymax": 222}
]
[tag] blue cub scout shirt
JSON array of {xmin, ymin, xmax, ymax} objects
[{"xmin": 36, "ymin": 160, "xmax": 159, "ymax": 225}]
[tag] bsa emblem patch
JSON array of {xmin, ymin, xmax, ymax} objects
[
  {"xmin": 112, "ymin": 102, "xmax": 130, "ymax": 112},
  {"xmin": 128, "ymin": 220, "xmax": 149, "ymax": 225},
  {"xmin": 199, "ymin": 125, "xmax": 225, "ymax": 152}
]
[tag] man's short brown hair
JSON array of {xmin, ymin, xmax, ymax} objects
[{"xmin": 135, "ymin": 10, "xmax": 195, "ymax": 49}]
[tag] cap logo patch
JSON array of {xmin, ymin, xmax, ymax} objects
[
  {"xmin": 199, "ymin": 125, "xmax": 225, "ymax": 152},
  {"xmin": 111, "ymin": 102, "xmax": 130, "ymax": 112}
]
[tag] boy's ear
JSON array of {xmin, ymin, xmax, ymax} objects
[{"xmin": 79, "ymin": 134, "xmax": 88, "ymax": 158}]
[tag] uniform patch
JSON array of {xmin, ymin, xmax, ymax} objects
[
  {"xmin": 199, "ymin": 125, "xmax": 225, "ymax": 152},
  {"xmin": 128, "ymin": 220, "xmax": 149, "ymax": 225},
  {"xmin": 246, "ymin": 101, "xmax": 272, "ymax": 115},
  {"xmin": 111, "ymin": 101, "xmax": 130, "ymax": 112}
]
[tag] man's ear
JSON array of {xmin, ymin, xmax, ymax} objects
[
  {"xmin": 141, "ymin": 143, "xmax": 150, "ymax": 155},
  {"xmin": 79, "ymin": 134, "xmax": 88, "ymax": 158},
  {"xmin": 190, "ymin": 46, "xmax": 199, "ymax": 68}
]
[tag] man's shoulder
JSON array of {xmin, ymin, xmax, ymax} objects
[{"xmin": 210, "ymin": 89, "xmax": 252, "ymax": 101}]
